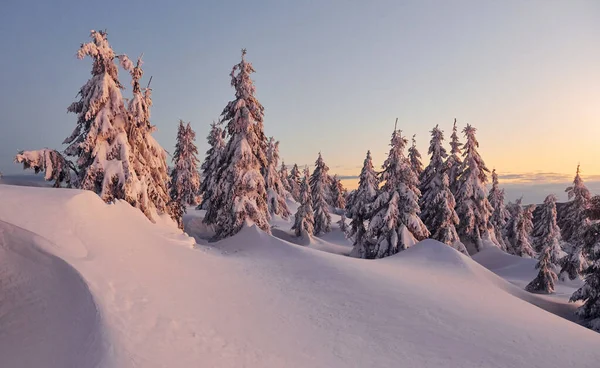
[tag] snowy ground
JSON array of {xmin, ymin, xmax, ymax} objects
[{"xmin": 1, "ymin": 184, "xmax": 599, "ymax": 368}]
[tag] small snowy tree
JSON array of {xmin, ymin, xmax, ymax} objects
[
  {"xmin": 506, "ymin": 198, "xmax": 535, "ymax": 257},
  {"xmin": 292, "ymin": 167, "xmax": 315, "ymax": 238},
  {"xmin": 429, "ymin": 173, "xmax": 468, "ymax": 255},
  {"xmin": 559, "ymin": 165, "xmax": 591, "ymax": 280},
  {"xmin": 287, "ymin": 163, "xmax": 302, "ymax": 201},
  {"xmin": 526, "ymin": 241, "xmax": 559, "ymax": 294},
  {"xmin": 367, "ymin": 129, "xmax": 429, "ymax": 258},
  {"xmin": 454, "ymin": 124, "xmax": 495, "ymax": 251},
  {"xmin": 63, "ymin": 30, "xmax": 136, "ymax": 204},
  {"xmin": 199, "ymin": 122, "xmax": 225, "ymax": 211},
  {"xmin": 488, "ymin": 169, "xmax": 510, "ymax": 251},
  {"xmin": 208, "ymin": 49, "xmax": 270, "ymax": 238},
  {"xmin": 15, "ymin": 149, "xmax": 75, "ymax": 188},
  {"xmin": 408, "ymin": 134, "xmax": 423, "ymax": 177},
  {"xmin": 310, "ymin": 152, "xmax": 332, "ymax": 235},
  {"xmin": 570, "ymin": 220, "xmax": 600, "ymax": 331},
  {"xmin": 419, "ymin": 125, "xmax": 448, "ymax": 232},
  {"xmin": 170, "ymin": 121, "xmax": 201, "ymax": 207},
  {"xmin": 330, "ymin": 174, "xmax": 346, "ymax": 209},
  {"xmin": 279, "ymin": 160, "xmax": 291, "ymax": 193},
  {"xmin": 337, "ymin": 213, "xmax": 349, "ymax": 233},
  {"xmin": 349, "ymin": 150, "xmax": 379, "ymax": 259},
  {"xmin": 446, "ymin": 118, "xmax": 463, "ymax": 196},
  {"xmin": 264, "ymin": 137, "xmax": 291, "ymax": 219}
]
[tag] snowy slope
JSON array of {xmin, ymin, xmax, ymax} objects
[{"xmin": 0, "ymin": 185, "xmax": 599, "ymax": 368}]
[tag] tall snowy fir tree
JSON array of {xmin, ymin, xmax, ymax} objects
[
  {"xmin": 446, "ymin": 119, "xmax": 463, "ymax": 196},
  {"xmin": 199, "ymin": 122, "xmax": 225, "ymax": 211},
  {"xmin": 488, "ymin": 169, "xmax": 510, "ymax": 251},
  {"xmin": 170, "ymin": 121, "xmax": 201, "ymax": 207},
  {"xmin": 264, "ymin": 137, "xmax": 290, "ymax": 219},
  {"xmin": 559, "ymin": 165, "xmax": 591, "ymax": 280},
  {"xmin": 419, "ymin": 125, "xmax": 449, "ymax": 233},
  {"xmin": 349, "ymin": 150, "xmax": 379, "ymax": 259},
  {"xmin": 454, "ymin": 124, "xmax": 495, "ymax": 252},
  {"xmin": 310, "ymin": 153, "xmax": 332, "ymax": 235},
  {"xmin": 287, "ymin": 164, "xmax": 302, "ymax": 202},
  {"xmin": 330, "ymin": 174, "xmax": 346, "ymax": 209},
  {"xmin": 570, "ymin": 220, "xmax": 600, "ymax": 331},
  {"xmin": 429, "ymin": 173, "xmax": 468, "ymax": 255},
  {"xmin": 526, "ymin": 194, "xmax": 562, "ymax": 294},
  {"xmin": 506, "ymin": 198, "xmax": 535, "ymax": 257},
  {"xmin": 292, "ymin": 167, "xmax": 315, "ymax": 238},
  {"xmin": 408, "ymin": 134, "xmax": 423, "ymax": 178},
  {"xmin": 279, "ymin": 160, "xmax": 291, "ymax": 193},
  {"xmin": 206, "ymin": 49, "xmax": 270, "ymax": 238},
  {"xmin": 62, "ymin": 30, "xmax": 137, "ymax": 204},
  {"xmin": 120, "ymin": 56, "xmax": 173, "ymax": 223},
  {"xmin": 367, "ymin": 128, "xmax": 429, "ymax": 259}
]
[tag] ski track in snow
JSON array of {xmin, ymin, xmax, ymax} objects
[{"xmin": 1, "ymin": 184, "xmax": 600, "ymax": 368}]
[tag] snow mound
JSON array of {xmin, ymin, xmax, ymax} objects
[
  {"xmin": 0, "ymin": 220, "xmax": 103, "ymax": 368},
  {"xmin": 0, "ymin": 185, "xmax": 599, "ymax": 368}
]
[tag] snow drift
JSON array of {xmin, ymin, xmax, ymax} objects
[{"xmin": 0, "ymin": 184, "xmax": 599, "ymax": 368}]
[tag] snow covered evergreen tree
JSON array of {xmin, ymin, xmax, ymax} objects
[
  {"xmin": 287, "ymin": 164, "xmax": 302, "ymax": 202},
  {"xmin": 531, "ymin": 194, "xmax": 562, "ymax": 262},
  {"xmin": 264, "ymin": 137, "xmax": 291, "ymax": 219},
  {"xmin": 446, "ymin": 118, "xmax": 463, "ymax": 196},
  {"xmin": 506, "ymin": 198, "xmax": 535, "ymax": 257},
  {"xmin": 292, "ymin": 167, "xmax": 314, "ymax": 238},
  {"xmin": 559, "ymin": 165, "xmax": 591, "ymax": 280},
  {"xmin": 63, "ymin": 30, "xmax": 136, "ymax": 204},
  {"xmin": 330, "ymin": 174, "xmax": 346, "ymax": 209},
  {"xmin": 367, "ymin": 129, "xmax": 429, "ymax": 258},
  {"xmin": 488, "ymin": 169, "xmax": 510, "ymax": 251},
  {"xmin": 337, "ymin": 213, "xmax": 349, "ymax": 233},
  {"xmin": 429, "ymin": 173, "xmax": 468, "ymax": 255},
  {"xmin": 570, "ymin": 220, "xmax": 600, "ymax": 331},
  {"xmin": 15, "ymin": 149, "xmax": 75, "ymax": 188},
  {"xmin": 207, "ymin": 49, "xmax": 270, "ymax": 238},
  {"xmin": 526, "ymin": 241, "xmax": 559, "ymax": 294},
  {"xmin": 199, "ymin": 121, "xmax": 225, "ymax": 211},
  {"xmin": 454, "ymin": 124, "xmax": 495, "ymax": 251},
  {"xmin": 419, "ymin": 125, "xmax": 449, "ymax": 232},
  {"xmin": 170, "ymin": 121, "xmax": 201, "ymax": 207},
  {"xmin": 408, "ymin": 134, "xmax": 423, "ymax": 178},
  {"xmin": 348, "ymin": 150, "xmax": 379, "ymax": 259},
  {"xmin": 279, "ymin": 160, "xmax": 291, "ymax": 193},
  {"xmin": 310, "ymin": 152, "xmax": 332, "ymax": 235},
  {"xmin": 120, "ymin": 56, "xmax": 172, "ymax": 223}
]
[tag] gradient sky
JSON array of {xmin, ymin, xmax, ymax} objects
[{"xmin": 0, "ymin": 1, "xmax": 599, "ymax": 202}]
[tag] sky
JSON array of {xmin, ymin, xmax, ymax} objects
[{"xmin": 0, "ymin": 0, "xmax": 598, "ymax": 203}]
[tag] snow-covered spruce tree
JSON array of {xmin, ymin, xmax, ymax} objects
[
  {"xmin": 310, "ymin": 152, "xmax": 332, "ymax": 235},
  {"xmin": 198, "ymin": 121, "xmax": 225, "ymax": 210},
  {"xmin": 264, "ymin": 137, "xmax": 291, "ymax": 219},
  {"xmin": 120, "ymin": 56, "xmax": 173, "ymax": 223},
  {"xmin": 570, "ymin": 220, "xmax": 600, "ymax": 331},
  {"xmin": 446, "ymin": 118, "xmax": 463, "ymax": 196},
  {"xmin": 279, "ymin": 160, "xmax": 291, "ymax": 193},
  {"xmin": 429, "ymin": 173, "xmax": 468, "ymax": 255},
  {"xmin": 531, "ymin": 194, "xmax": 562, "ymax": 262},
  {"xmin": 287, "ymin": 163, "xmax": 302, "ymax": 201},
  {"xmin": 170, "ymin": 121, "xmax": 201, "ymax": 207},
  {"xmin": 506, "ymin": 198, "xmax": 535, "ymax": 257},
  {"xmin": 15, "ymin": 149, "xmax": 75, "ymax": 188},
  {"xmin": 408, "ymin": 134, "xmax": 423, "ymax": 178},
  {"xmin": 488, "ymin": 169, "xmax": 510, "ymax": 251},
  {"xmin": 348, "ymin": 150, "xmax": 379, "ymax": 259},
  {"xmin": 367, "ymin": 129, "xmax": 429, "ymax": 259},
  {"xmin": 63, "ymin": 30, "xmax": 137, "ymax": 204},
  {"xmin": 292, "ymin": 167, "xmax": 315, "ymax": 238},
  {"xmin": 454, "ymin": 124, "xmax": 495, "ymax": 251},
  {"xmin": 337, "ymin": 212, "xmax": 349, "ymax": 233},
  {"xmin": 526, "ymin": 194, "xmax": 562, "ymax": 293},
  {"xmin": 207, "ymin": 49, "xmax": 270, "ymax": 238},
  {"xmin": 330, "ymin": 174, "xmax": 346, "ymax": 209},
  {"xmin": 559, "ymin": 165, "xmax": 592, "ymax": 280},
  {"xmin": 419, "ymin": 125, "xmax": 448, "ymax": 232}
]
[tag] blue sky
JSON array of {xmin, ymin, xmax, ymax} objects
[{"xmin": 1, "ymin": 0, "xmax": 599, "ymax": 202}]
